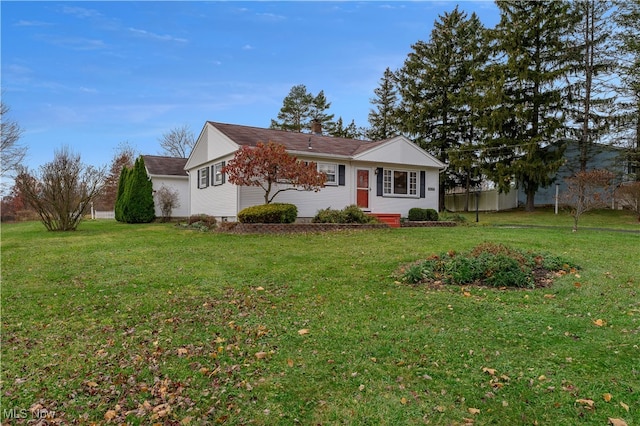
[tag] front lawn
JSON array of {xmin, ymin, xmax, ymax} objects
[{"xmin": 1, "ymin": 216, "xmax": 638, "ymax": 425}]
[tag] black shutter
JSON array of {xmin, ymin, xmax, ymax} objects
[
  {"xmin": 376, "ymin": 168, "xmax": 383, "ymax": 196},
  {"xmin": 221, "ymin": 161, "xmax": 226, "ymax": 184},
  {"xmin": 420, "ymin": 171, "xmax": 426, "ymax": 198},
  {"xmin": 338, "ymin": 165, "xmax": 346, "ymax": 186}
]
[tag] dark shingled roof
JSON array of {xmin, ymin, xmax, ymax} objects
[
  {"xmin": 209, "ymin": 122, "xmax": 390, "ymax": 157},
  {"xmin": 142, "ymin": 155, "xmax": 188, "ymax": 176}
]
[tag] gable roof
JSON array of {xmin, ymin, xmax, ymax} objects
[
  {"xmin": 209, "ymin": 121, "xmax": 390, "ymax": 158},
  {"xmin": 142, "ymin": 155, "xmax": 188, "ymax": 177}
]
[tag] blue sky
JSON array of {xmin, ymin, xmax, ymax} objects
[{"xmin": 2, "ymin": 1, "xmax": 500, "ymax": 172}]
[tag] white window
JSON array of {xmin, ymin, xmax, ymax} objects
[
  {"xmin": 213, "ymin": 161, "xmax": 225, "ymax": 186},
  {"xmin": 383, "ymin": 169, "xmax": 418, "ymax": 196},
  {"xmin": 198, "ymin": 167, "xmax": 209, "ymax": 189},
  {"xmin": 318, "ymin": 163, "xmax": 337, "ymax": 185}
]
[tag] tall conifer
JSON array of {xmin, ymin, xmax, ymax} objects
[
  {"xmin": 396, "ymin": 7, "xmax": 488, "ymax": 210},
  {"xmin": 482, "ymin": 0, "xmax": 579, "ymax": 211}
]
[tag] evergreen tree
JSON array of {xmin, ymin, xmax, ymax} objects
[
  {"xmin": 330, "ymin": 117, "xmax": 362, "ymax": 139},
  {"xmin": 122, "ymin": 157, "xmax": 155, "ymax": 223},
  {"xmin": 396, "ymin": 7, "xmax": 488, "ymax": 210},
  {"xmin": 482, "ymin": 0, "xmax": 578, "ymax": 211},
  {"xmin": 566, "ymin": 0, "xmax": 617, "ymax": 173},
  {"xmin": 368, "ymin": 67, "xmax": 400, "ymax": 140},
  {"xmin": 614, "ymin": 0, "xmax": 640, "ymax": 181},
  {"xmin": 114, "ymin": 166, "xmax": 130, "ymax": 222},
  {"xmin": 270, "ymin": 84, "xmax": 314, "ymax": 132},
  {"xmin": 308, "ymin": 90, "xmax": 335, "ymax": 134}
]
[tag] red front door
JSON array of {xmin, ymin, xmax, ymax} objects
[{"xmin": 357, "ymin": 169, "xmax": 369, "ymax": 209}]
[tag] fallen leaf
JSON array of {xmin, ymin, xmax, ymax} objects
[
  {"xmin": 434, "ymin": 405, "xmax": 446, "ymax": 412},
  {"xmin": 400, "ymin": 397, "xmax": 407, "ymax": 405},
  {"xmin": 603, "ymin": 393, "xmax": 612, "ymax": 402},
  {"xmin": 255, "ymin": 351, "xmax": 268, "ymax": 359},
  {"xmin": 358, "ymin": 384, "xmax": 365, "ymax": 391},
  {"xmin": 298, "ymin": 329, "xmax": 309, "ymax": 335},
  {"xmin": 576, "ymin": 398, "xmax": 595, "ymax": 408},
  {"xmin": 468, "ymin": 407, "xmax": 481, "ymax": 415},
  {"xmin": 463, "ymin": 291, "xmax": 471, "ymax": 297},
  {"xmin": 287, "ymin": 358, "xmax": 294, "ymax": 367},
  {"xmin": 608, "ymin": 419, "xmax": 628, "ymax": 426},
  {"xmin": 620, "ymin": 401, "xmax": 629, "ymax": 412},
  {"xmin": 104, "ymin": 410, "xmax": 117, "ymax": 421},
  {"xmin": 86, "ymin": 381, "xmax": 98, "ymax": 388},
  {"xmin": 574, "ymin": 282, "xmax": 582, "ymax": 288},
  {"xmin": 181, "ymin": 417, "xmax": 193, "ymax": 425},
  {"xmin": 177, "ymin": 347, "xmax": 188, "ymax": 356},
  {"xmin": 482, "ymin": 367, "xmax": 497, "ymax": 376},
  {"xmin": 593, "ymin": 319, "xmax": 606, "ymax": 327},
  {"xmin": 255, "ymin": 286, "xmax": 265, "ymax": 291},
  {"xmin": 544, "ymin": 294, "xmax": 556, "ymax": 299}
]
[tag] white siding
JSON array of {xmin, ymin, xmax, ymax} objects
[
  {"xmin": 189, "ymin": 156, "xmax": 238, "ymax": 218},
  {"xmin": 151, "ymin": 176, "xmax": 190, "ymax": 218},
  {"xmin": 368, "ymin": 167, "xmax": 439, "ymax": 217},
  {"xmin": 355, "ymin": 136, "xmax": 444, "ymax": 169}
]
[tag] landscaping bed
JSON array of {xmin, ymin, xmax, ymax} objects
[{"xmin": 217, "ymin": 222, "xmax": 390, "ymax": 234}]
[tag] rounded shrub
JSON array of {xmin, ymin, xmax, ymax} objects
[
  {"xmin": 408, "ymin": 208, "xmax": 438, "ymax": 221},
  {"xmin": 408, "ymin": 208, "xmax": 428, "ymax": 221},
  {"xmin": 425, "ymin": 208, "xmax": 439, "ymax": 221},
  {"xmin": 312, "ymin": 205, "xmax": 376, "ymax": 224},
  {"xmin": 238, "ymin": 203, "xmax": 298, "ymax": 223}
]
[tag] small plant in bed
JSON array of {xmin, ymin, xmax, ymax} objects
[{"xmin": 397, "ymin": 242, "xmax": 579, "ymax": 289}]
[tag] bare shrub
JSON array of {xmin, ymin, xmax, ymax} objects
[
  {"xmin": 15, "ymin": 146, "xmax": 106, "ymax": 231},
  {"xmin": 155, "ymin": 184, "xmax": 180, "ymax": 222},
  {"xmin": 615, "ymin": 181, "xmax": 640, "ymax": 221}
]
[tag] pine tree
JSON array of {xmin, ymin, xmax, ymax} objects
[
  {"xmin": 368, "ymin": 67, "xmax": 400, "ymax": 141},
  {"xmin": 270, "ymin": 84, "xmax": 314, "ymax": 132},
  {"xmin": 330, "ymin": 117, "xmax": 361, "ymax": 139},
  {"xmin": 122, "ymin": 157, "xmax": 155, "ymax": 223},
  {"xmin": 482, "ymin": 0, "xmax": 579, "ymax": 211},
  {"xmin": 566, "ymin": 0, "xmax": 617, "ymax": 173},
  {"xmin": 308, "ymin": 90, "xmax": 335, "ymax": 134},
  {"xmin": 614, "ymin": 0, "xmax": 640, "ymax": 181},
  {"xmin": 396, "ymin": 7, "xmax": 488, "ymax": 210}
]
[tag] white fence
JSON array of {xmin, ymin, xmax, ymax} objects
[
  {"xmin": 445, "ymin": 189, "xmax": 518, "ymax": 212},
  {"xmin": 92, "ymin": 210, "xmax": 115, "ymax": 219}
]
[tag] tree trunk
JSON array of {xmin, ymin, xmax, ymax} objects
[{"xmin": 525, "ymin": 190, "xmax": 536, "ymax": 212}]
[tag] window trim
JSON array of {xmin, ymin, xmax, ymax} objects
[
  {"xmin": 382, "ymin": 168, "xmax": 419, "ymax": 197},
  {"xmin": 198, "ymin": 167, "xmax": 209, "ymax": 189},
  {"xmin": 317, "ymin": 162, "xmax": 338, "ymax": 186},
  {"xmin": 212, "ymin": 161, "xmax": 225, "ymax": 186}
]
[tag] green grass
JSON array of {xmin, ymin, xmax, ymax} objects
[
  {"xmin": 1, "ymin": 213, "xmax": 639, "ymax": 425},
  {"xmin": 459, "ymin": 206, "xmax": 640, "ymax": 229}
]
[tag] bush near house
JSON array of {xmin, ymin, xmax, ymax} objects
[
  {"xmin": 312, "ymin": 205, "xmax": 379, "ymax": 224},
  {"xmin": 115, "ymin": 157, "xmax": 155, "ymax": 224},
  {"xmin": 238, "ymin": 203, "xmax": 298, "ymax": 223},
  {"xmin": 408, "ymin": 207, "xmax": 439, "ymax": 221}
]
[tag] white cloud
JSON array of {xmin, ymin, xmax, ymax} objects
[
  {"xmin": 242, "ymin": 44, "xmax": 254, "ymax": 50},
  {"xmin": 14, "ymin": 20, "xmax": 52, "ymax": 27},
  {"xmin": 61, "ymin": 6, "xmax": 103, "ymax": 19},
  {"xmin": 42, "ymin": 36, "xmax": 107, "ymax": 51},
  {"xmin": 128, "ymin": 27, "xmax": 188, "ymax": 43}
]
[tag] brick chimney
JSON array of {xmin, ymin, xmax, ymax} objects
[{"xmin": 311, "ymin": 119, "xmax": 322, "ymax": 135}]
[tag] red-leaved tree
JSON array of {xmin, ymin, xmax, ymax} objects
[{"xmin": 223, "ymin": 141, "xmax": 326, "ymax": 204}]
